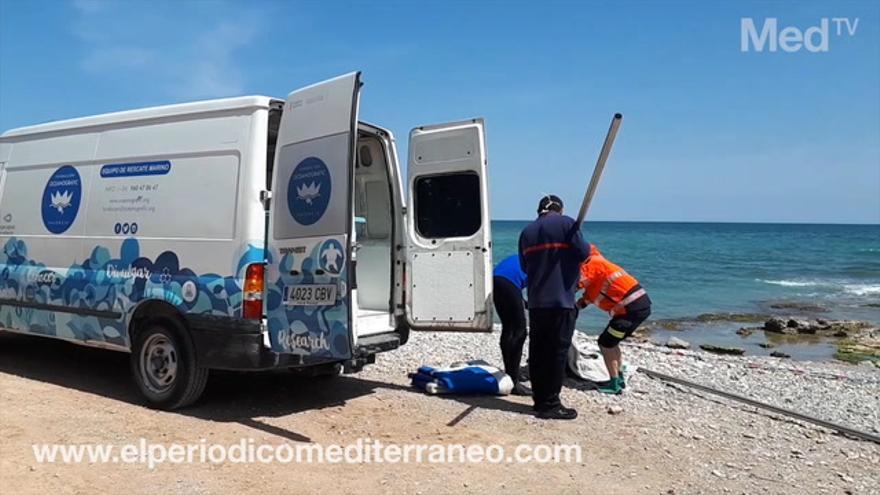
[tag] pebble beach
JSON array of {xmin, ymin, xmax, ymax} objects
[{"xmin": 361, "ymin": 328, "xmax": 880, "ymax": 493}]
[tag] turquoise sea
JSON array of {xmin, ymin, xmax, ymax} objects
[{"xmin": 492, "ymin": 221, "xmax": 880, "ymax": 361}]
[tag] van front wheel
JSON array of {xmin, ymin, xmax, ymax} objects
[{"xmin": 131, "ymin": 318, "xmax": 208, "ymax": 410}]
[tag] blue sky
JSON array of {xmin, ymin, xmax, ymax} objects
[{"xmin": 1, "ymin": 0, "xmax": 878, "ymax": 223}]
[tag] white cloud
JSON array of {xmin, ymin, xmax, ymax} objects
[
  {"xmin": 82, "ymin": 46, "xmax": 156, "ymax": 72},
  {"xmin": 70, "ymin": 1, "xmax": 263, "ymax": 100},
  {"xmin": 176, "ymin": 21, "xmax": 260, "ymax": 99}
]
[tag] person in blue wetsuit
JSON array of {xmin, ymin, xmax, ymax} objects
[
  {"xmin": 518, "ymin": 195, "xmax": 590, "ymax": 420},
  {"xmin": 493, "ymin": 254, "xmax": 531, "ymax": 396}
]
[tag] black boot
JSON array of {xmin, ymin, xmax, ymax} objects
[
  {"xmin": 512, "ymin": 382, "xmax": 533, "ymax": 396},
  {"xmin": 536, "ymin": 405, "xmax": 578, "ymax": 420}
]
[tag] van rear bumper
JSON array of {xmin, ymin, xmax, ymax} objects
[{"xmin": 185, "ymin": 314, "xmax": 402, "ymax": 371}]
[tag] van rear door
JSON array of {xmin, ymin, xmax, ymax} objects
[
  {"xmin": 405, "ymin": 119, "xmax": 492, "ymax": 331},
  {"xmin": 265, "ymin": 72, "xmax": 360, "ymax": 362}
]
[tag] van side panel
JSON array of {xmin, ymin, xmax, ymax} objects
[{"xmin": 0, "ymin": 107, "xmax": 268, "ymax": 350}]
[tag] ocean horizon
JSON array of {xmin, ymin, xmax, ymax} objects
[{"xmin": 490, "ymin": 220, "xmax": 880, "ymax": 361}]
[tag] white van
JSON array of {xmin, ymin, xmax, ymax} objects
[{"xmin": 0, "ymin": 72, "xmax": 493, "ymax": 409}]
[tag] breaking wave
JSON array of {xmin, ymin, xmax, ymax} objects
[
  {"xmin": 757, "ymin": 279, "xmax": 822, "ymax": 288},
  {"xmin": 757, "ymin": 279, "xmax": 880, "ymax": 297},
  {"xmin": 844, "ymin": 284, "xmax": 880, "ymax": 296}
]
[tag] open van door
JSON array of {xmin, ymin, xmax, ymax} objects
[
  {"xmin": 405, "ymin": 119, "xmax": 492, "ymax": 331},
  {"xmin": 265, "ymin": 72, "xmax": 360, "ymax": 363}
]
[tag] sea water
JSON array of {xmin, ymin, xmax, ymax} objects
[{"xmin": 492, "ymin": 221, "xmax": 880, "ymax": 360}]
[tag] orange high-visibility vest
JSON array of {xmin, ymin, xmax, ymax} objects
[{"xmin": 577, "ymin": 246, "xmax": 645, "ymax": 316}]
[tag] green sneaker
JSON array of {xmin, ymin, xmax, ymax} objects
[
  {"xmin": 598, "ymin": 376, "xmax": 623, "ymax": 395},
  {"xmin": 618, "ymin": 373, "xmax": 626, "ymax": 389}
]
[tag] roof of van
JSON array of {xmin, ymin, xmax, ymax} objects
[{"xmin": 1, "ymin": 96, "xmax": 280, "ymax": 139}]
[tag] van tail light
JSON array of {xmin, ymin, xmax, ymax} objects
[{"xmin": 243, "ymin": 263, "xmax": 265, "ymax": 320}]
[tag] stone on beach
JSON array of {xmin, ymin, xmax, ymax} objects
[
  {"xmin": 699, "ymin": 344, "xmax": 745, "ymax": 356},
  {"xmin": 665, "ymin": 337, "xmax": 691, "ymax": 349}
]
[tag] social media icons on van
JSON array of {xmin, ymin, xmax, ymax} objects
[
  {"xmin": 288, "ymin": 157, "xmax": 331, "ymax": 226},
  {"xmin": 113, "ymin": 222, "xmax": 139, "ymax": 235},
  {"xmin": 41, "ymin": 165, "xmax": 82, "ymax": 234}
]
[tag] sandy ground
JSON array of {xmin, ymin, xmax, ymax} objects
[{"xmin": 1, "ymin": 331, "xmax": 878, "ymax": 494}]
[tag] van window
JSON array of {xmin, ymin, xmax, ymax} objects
[{"xmin": 414, "ymin": 173, "xmax": 481, "ymax": 238}]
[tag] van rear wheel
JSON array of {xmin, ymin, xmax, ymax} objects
[{"xmin": 131, "ymin": 317, "xmax": 208, "ymax": 410}]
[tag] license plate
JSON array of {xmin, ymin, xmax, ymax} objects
[{"xmin": 285, "ymin": 284, "xmax": 337, "ymax": 306}]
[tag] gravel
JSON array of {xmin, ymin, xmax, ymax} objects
[
  {"xmin": 365, "ymin": 329, "xmax": 879, "ymax": 434},
  {"xmin": 361, "ymin": 328, "xmax": 880, "ymax": 493}
]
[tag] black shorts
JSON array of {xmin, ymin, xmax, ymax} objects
[{"xmin": 598, "ymin": 293, "xmax": 651, "ymax": 348}]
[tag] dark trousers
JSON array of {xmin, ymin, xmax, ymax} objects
[
  {"xmin": 493, "ymin": 277, "xmax": 527, "ymax": 382},
  {"xmin": 528, "ymin": 307, "xmax": 578, "ymax": 411}
]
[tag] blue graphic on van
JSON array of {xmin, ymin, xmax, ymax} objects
[
  {"xmin": 287, "ymin": 157, "xmax": 331, "ymax": 226},
  {"xmin": 0, "ymin": 237, "xmax": 264, "ymax": 348},
  {"xmin": 0, "ymin": 237, "xmax": 349, "ymax": 362},
  {"xmin": 41, "ymin": 166, "xmax": 81, "ymax": 234},
  {"xmin": 265, "ymin": 237, "xmax": 351, "ymax": 360},
  {"xmin": 100, "ymin": 160, "xmax": 172, "ymax": 178},
  {"xmin": 319, "ymin": 239, "xmax": 345, "ymax": 274}
]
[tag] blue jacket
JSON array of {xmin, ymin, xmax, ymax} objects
[
  {"xmin": 493, "ymin": 254, "xmax": 527, "ymax": 290},
  {"xmin": 518, "ymin": 213, "xmax": 590, "ymax": 309}
]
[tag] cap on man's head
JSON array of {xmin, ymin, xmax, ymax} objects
[{"xmin": 537, "ymin": 194, "xmax": 564, "ymax": 215}]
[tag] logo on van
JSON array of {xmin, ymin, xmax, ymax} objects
[
  {"xmin": 319, "ymin": 239, "xmax": 345, "ymax": 274},
  {"xmin": 288, "ymin": 157, "xmax": 331, "ymax": 226},
  {"xmin": 41, "ymin": 165, "xmax": 82, "ymax": 234}
]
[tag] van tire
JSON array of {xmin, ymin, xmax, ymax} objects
[{"xmin": 130, "ymin": 317, "xmax": 209, "ymax": 410}]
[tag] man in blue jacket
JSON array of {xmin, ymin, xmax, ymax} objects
[
  {"xmin": 518, "ymin": 195, "xmax": 590, "ymax": 420},
  {"xmin": 493, "ymin": 254, "xmax": 531, "ymax": 396}
]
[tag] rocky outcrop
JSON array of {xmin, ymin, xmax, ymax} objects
[
  {"xmin": 762, "ymin": 317, "xmax": 874, "ymax": 337},
  {"xmin": 699, "ymin": 344, "xmax": 745, "ymax": 356},
  {"xmin": 756, "ymin": 318, "xmax": 878, "ymax": 366},
  {"xmin": 764, "ymin": 317, "xmax": 788, "ymax": 333},
  {"xmin": 835, "ymin": 336, "xmax": 880, "ymax": 366}
]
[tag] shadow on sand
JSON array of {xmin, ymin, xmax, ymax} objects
[
  {"xmin": 0, "ymin": 332, "xmax": 538, "ymax": 440},
  {"xmin": 0, "ymin": 332, "xmax": 414, "ymax": 442}
]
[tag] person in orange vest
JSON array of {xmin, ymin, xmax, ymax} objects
[{"xmin": 576, "ymin": 244, "xmax": 651, "ymax": 394}]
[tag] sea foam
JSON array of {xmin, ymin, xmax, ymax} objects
[{"xmin": 757, "ymin": 279, "xmax": 822, "ymax": 288}]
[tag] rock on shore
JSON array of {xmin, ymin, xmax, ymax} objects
[{"xmin": 761, "ymin": 317, "xmax": 874, "ymax": 337}]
